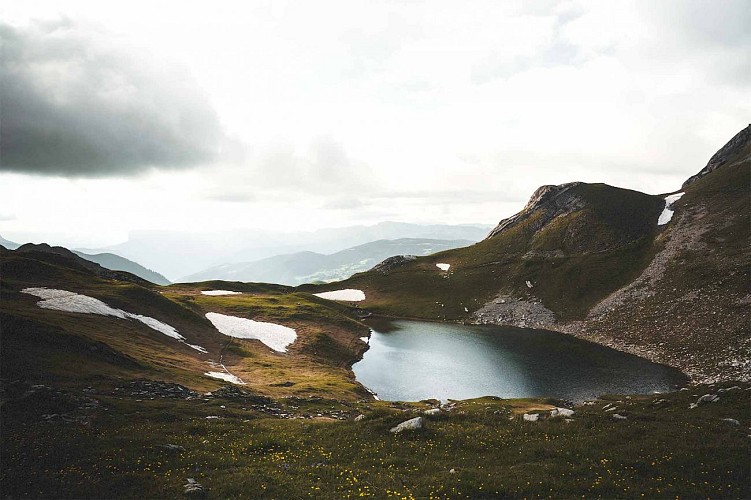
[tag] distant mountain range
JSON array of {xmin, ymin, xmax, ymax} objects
[
  {"xmin": 72, "ymin": 251, "xmax": 170, "ymax": 285},
  {"xmin": 79, "ymin": 222, "xmax": 493, "ymax": 280},
  {"xmin": 0, "ymin": 234, "xmax": 20, "ymax": 249},
  {"xmin": 181, "ymin": 238, "xmax": 474, "ymax": 285}
]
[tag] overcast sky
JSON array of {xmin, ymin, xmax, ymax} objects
[{"xmin": 1, "ymin": 0, "xmax": 749, "ymax": 247}]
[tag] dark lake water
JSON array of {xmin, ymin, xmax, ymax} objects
[{"xmin": 353, "ymin": 319, "xmax": 687, "ymax": 402}]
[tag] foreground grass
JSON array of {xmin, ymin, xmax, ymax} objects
[{"xmin": 2, "ymin": 382, "xmax": 748, "ymax": 499}]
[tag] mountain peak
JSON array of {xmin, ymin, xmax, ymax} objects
[
  {"xmin": 683, "ymin": 124, "xmax": 751, "ymax": 187},
  {"xmin": 522, "ymin": 182, "xmax": 584, "ymax": 211},
  {"xmin": 487, "ymin": 182, "xmax": 585, "ymax": 239}
]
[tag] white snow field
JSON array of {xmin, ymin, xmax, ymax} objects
[
  {"xmin": 205, "ymin": 312, "xmax": 297, "ymax": 352},
  {"xmin": 436, "ymin": 263, "xmax": 451, "ymax": 271},
  {"xmin": 22, "ymin": 287, "xmax": 207, "ymax": 352},
  {"xmin": 313, "ymin": 289, "xmax": 366, "ymax": 301},
  {"xmin": 200, "ymin": 290, "xmax": 242, "ymax": 296},
  {"xmin": 204, "ymin": 371, "xmax": 245, "ymax": 384},
  {"xmin": 657, "ymin": 192, "xmax": 685, "ymax": 225}
]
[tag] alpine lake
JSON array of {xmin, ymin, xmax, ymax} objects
[{"xmin": 353, "ymin": 319, "xmax": 687, "ymax": 402}]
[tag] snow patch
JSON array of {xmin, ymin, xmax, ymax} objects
[
  {"xmin": 23, "ymin": 288, "xmax": 127, "ymax": 318},
  {"xmin": 204, "ymin": 371, "xmax": 245, "ymax": 385},
  {"xmin": 205, "ymin": 312, "xmax": 296, "ymax": 352},
  {"xmin": 128, "ymin": 314, "xmax": 183, "ymax": 340},
  {"xmin": 201, "ymin": 290, "xmax": 242, "ymax": 296},
  {"xmin": 360, "ymin": 336, "xmax": 369, "ymax": 343},
  {"xmin": 657, "ymin": 192, "xmax": 684, "ymax": 225},
  {"xmin": 22, "ymin": 287, "xmax": 207, "ymax": 353},
  {"xmin": 436, "ymin": 263, "xmax": 450, "ymax": 271},
  {"xmin": 313, "ymin": 289, "xmax": 366, "ymax": 301}
]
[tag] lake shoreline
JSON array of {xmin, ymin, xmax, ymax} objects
[{"xmin": 352, "ymin": 318, "xmax": 688, "ymax": 403}]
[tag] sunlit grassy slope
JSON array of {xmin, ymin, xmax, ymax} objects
[
  {"xmin": 303, "ymin": 183, "xmax": 665, "ymax": 320},
  {"xmin": 0, "ymin": 249, "xmax": 369, "ymax": 400}
]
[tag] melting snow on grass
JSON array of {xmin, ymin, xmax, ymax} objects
[
  {"xmin": 657, "ymin": 192, "xmax": 685, "ymax": 225},
  {"xmin": 127, "ymin": 314, "xmax": 182, "ymax": 340},
  {"xmin": 205, "ymin": 312, "xmax": 297, "ymax": 352},
  {"xmin": 201, "ymin": 290, "xmax": 242, "ymax": 296},
  {"xmin": 21, "ymin": 287, "xmax": 207, "ymax": 353},
  {"xmin": 436, "ymin": 263, "xmax": 451, "ymax": 271},
  {"xmin": 313, "ymin": 289, "xmax": 366, "ymax": 301},
  {"xmin": 204, "ymin": 371, "xmax": 245, "ymax": 384},
  {"xmin": 23, "ymin": 288, "xmax": 127, "ymax": 317}
]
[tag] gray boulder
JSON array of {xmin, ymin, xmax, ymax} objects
[
  {"xmin": 183, "ymin": 478, "xmax": 206, "ymax": 497},
  {"xmin": 390, "ymin": 416, "xmax": 423, "ymax": 433},
  {"xmin": 691, "ymin": 394, "xmax": 720, "ymax": 408},
  {"xmin": 551, "ymin": 407, "xmax": 575, "ymax": 417}
]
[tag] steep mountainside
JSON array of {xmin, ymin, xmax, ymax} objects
[
  {"xmin": 311, "ymin": 125, "xmax": 750, "ymax": 383},
  {"xmin": 183, "ymin": 238, "xmax": 474, "ymax": 285},
  {"xmin": 317, "ymin": 182, "xmax": 665, "ymax": 321},
  {"xmin": 559, "ymin": 125, "xmax": 750, "ymax": 383}
]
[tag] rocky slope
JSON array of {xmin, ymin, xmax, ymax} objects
[
  {"xmin": 558, "ymin": 127, "xmax": 750, "ymax": 383},
  {"xmin": 320, "ymin": 125, "xmax": 750, "ymax": 383}
]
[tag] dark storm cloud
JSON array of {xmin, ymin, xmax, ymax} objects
[{"xmin": 0, "ymin": 20, "xmax": 223, "ymax": 177}]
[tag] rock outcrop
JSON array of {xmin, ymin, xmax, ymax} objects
[
  {"xmin": 683, "ymin": 124, "xmax": 750, "ymax": 187},
  {"xmin": 487, "ymin": 182, "xmax": 584, "ymax": 239},
  {"xmin": 389, "ymin": 416, "xmax": 423, "ymax": 433},
  {"xmin": 370, "ymin": 255, "xmax": 418, "ymax": 273}
]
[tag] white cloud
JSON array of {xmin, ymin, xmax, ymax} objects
[{"xmin": 0, "ymin": 0, "xmax": 748, "ymax": 246}]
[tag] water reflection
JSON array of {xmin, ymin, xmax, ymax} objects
[{"xmin": 353, "ymin": 319, "xmax": 687, "ymax": 402}]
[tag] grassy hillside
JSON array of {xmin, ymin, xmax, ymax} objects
[
  {"xmin": 2, "ymin": 378, "xmax": 748, "ymax": 498},
  {"xmin": 0, "ymin": 249, "xmax": 370, "ymax": 400},
  {"xmin": 306, "ymin": 183, "xmax": 664, "ymax": 321}
]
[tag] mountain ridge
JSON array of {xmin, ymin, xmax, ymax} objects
[
  {"xmin": 308, "ymin": 125, "xmax": 751, "ymax": 383},
  {"xmin": 3, "ymin": 241, "xmax": 171, "ymax": 285}
]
